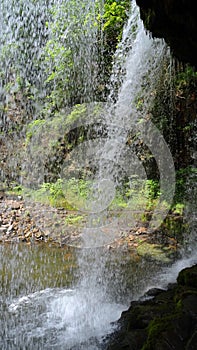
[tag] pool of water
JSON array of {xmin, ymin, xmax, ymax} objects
[{"xmin": 1, "ymin": 242, "xmax": 196, "ymax": 350}]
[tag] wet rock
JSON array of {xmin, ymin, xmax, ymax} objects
[
  {"xmin": 107, "ymin": 264, "xmax": 197, "ymax": 350},
  {"xmin": 137, "ymin": 242, "xmax": 172, "ymax": 263},
  {"xmin": 136, "ymin": 0, "xmax": 197, "ymax": 67},
  {"xmin": 34, "ymin": 232, "xmax": 43, "ymax": 239},
  {"xmin": 143, "ymin": 287, "xmax": 165, "ymax": 298},
  {"xmin": 0, "ymin": 226, "xmax": 7, "ymax": 233},
  {"xmin": 7, "ymin": 224, "xmax": 13, "ymax": 234},
  {"xmin": 177, "ymin": 265, "xmax": 197, "ymax": 288}
]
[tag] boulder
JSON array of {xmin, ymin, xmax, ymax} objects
[{"xmin": 107, "ymin": 264, "xmax": 197, "ymax": 350}]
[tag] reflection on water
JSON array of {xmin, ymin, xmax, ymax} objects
[
  {"xmin": 0, "ymin": 243, "xmax": 196, "ymax": 349},
  {"xmin": 0, "ymin": 243, "xmax": 77, "ymax": 301},
  {"xmin": 0, "ymin": 243, "xmax": 164, "ymax": 350}
]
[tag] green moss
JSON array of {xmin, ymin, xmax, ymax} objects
[
  {"xmin": 65, "ymin": 214, "xmax": 85, "ymax": 226},
  {"xmin": 137, "ymin": 242, "xmax": 172, "ymax": 263},
  {"xmin": 177, "ymin": 265, "xmax": 197, "ymax": 288},
  {"xmin": 161, "ymin": 214, "xmax": 185, "ymax": 241},
  {"xmin": 26, "ymin": 119, "xmax": 46, "ymax": 145},
  {"xmin": 142, "ymin": 314, "xmax": 180, "ymax": 350},
  {"xmin": 66, "ymin": 104, "xmax": 87, "ymax": 124}
]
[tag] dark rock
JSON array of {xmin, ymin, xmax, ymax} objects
[
  {"xmin": 144, "ymin": 287, "xmax": 165, "ymax": 297},
  {"xmin": 177, "ymin": 265, "xmax": 197, "ymax": 288},
  {"xmin": 106, "ymin": 264, "xmax": 197, "ymax": 350},
  {"xmin": 136, "ymin": 0, "xmax": 197, "ymax": 67},
  {"xmin": 186, "ymin": 329, "xmax": 197, "ymax": 350}
]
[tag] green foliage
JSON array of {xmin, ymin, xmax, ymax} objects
[
  {"xmin": 175, "ymin": 65, "xmax": 197, "ymax": 92},
  {"xmin": 65, "ymin": 213, "xmax": 84, "ymax": 225},
  {"xmin": 0, "ymin": 0, "xmax": 131, "ymax": 125},
  {"xmin": 0, "ymin": 0, "xmax": 50, "ymax": 110},
  {"xmin": 174, "ymin": 166, "xmax": 196, "ymax": 203},
  {"xmin": 65, "ymin": 178, "xmax": 90, "ymax": 200},
  {"xmin": 108, "ymin": 179, "xmax": 161, "ymax": 213},
  {"xmin": 109, "ymin": 191, "xmax": 128, "ymax": 209},
  {"xmin": 26, "ymin": 119, "xmax": 46, "ymax": 144},
  {"xmin": 144, "ymin": 180, "xmax": 160, "ymax": 200},
  {"xmin": 41, "ymin": 179, "xmax": 64, "ymax": 200},
  {"xmin": 43, "ymin": 0, "xmax": 100, "ymax": 110},
  {"xmin": 20, "ymin": 177, "xmax": 92, "ymax": 210},
  {"xmin": 22, "ymin": 179, "xmax": 74, "ymax": 209},
  {"xmin": 171, "ymin": 203, "xmax": 184, "ymax": 215},
  {"xmin": 102, "ymin": 0, "xmax": 130, "ymax": 41},
  {"xmin": 7, "ymin": 183, "xmax": 23, "ymax": 196}
]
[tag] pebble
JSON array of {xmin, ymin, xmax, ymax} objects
[
  {"xmin": 0, "ymin": 195, "xmax": 77, "ymax": 245},
  {"xmin": 0, "ymin": 198, "xmax": 44, "ymax": 243}
]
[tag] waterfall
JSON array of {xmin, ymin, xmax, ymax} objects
[
  {"xmin": 0, "ymin": 1, "xmax": 196, "ymax": 350},
  {"xmin": 59, "ymin": 0, "xmax": 176, "ymax": 248},
  {"xmin": 0, "ymin": 0, "xmax": 176, "ymax": 243}
]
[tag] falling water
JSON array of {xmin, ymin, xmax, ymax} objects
[
  {"xmin": 0, "ymin": 1, "xmax": 196, "ymax": 349},
  {"xmin": 67, "ymin": 0, "xmax": 175, "ymax": 247},
  {"xmin": 0, "ymin": 0, "xmax": 101, "ymax": 185}
]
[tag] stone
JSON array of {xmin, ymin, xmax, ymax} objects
[
  {"xmin": 7, "ymin": 224, "xmax": 13, "ymax": 233},
  {"xmin": 106, "ymin": 264, "xmax": 197, "ymax": 350},
  {"xmin": 177, "ymin": 265, "xmax": 197, "ymax": 288},
  {"xmin": 10, "ymin": 202, "xmax": 21, "ymax": 210},
  {"xmin": 24, "ymin": 231, "xmax": 31, "ymax": 239},
  {"xmin": 136, "ymin": 0, "xmax": 197, "ymax": 67}
]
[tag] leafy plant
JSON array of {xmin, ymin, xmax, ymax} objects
[
  {"xmin": 26, "ymin": 119, "xmax": 46, "ymax": 144},
  {"xmin": 102, "ymin": 0, "xmax": 130, "ymax": 41},
  {"xmin": 65, "ymin": 214, "xmax": 84, "ymax": 225},
  {"xmin": 175, "ymin": 65, "xmax": 197, "ymax": 92},
  {"xmin": 43, "ymin": 0, "xmax": 100, "ymax": 110},
  {"xmin": 172, "ymin": 203, "xmax": 184, "ymax": 215}
]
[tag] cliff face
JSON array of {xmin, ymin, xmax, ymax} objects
[{"xmin": 136, "ymin": 0, "xmax": 197, "ymax": 67}]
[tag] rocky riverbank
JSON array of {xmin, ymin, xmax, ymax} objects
[
  {"xmin": 0, "ymin": 194, "xmax": 182, "ymax": 262},
  {"xmin": 1, "ymin": 193, "xmax": 196, "ymax": 350},
  {"xmin": 106, "ymin": 264, "xmax": 197, "ymax": 350},
  {"xmin": 0, "ymin": 191, "xmax": 183, "ymax": 260},
  {"xmin": 0, "ymin": 193, "xmax": 72, "ymax": 245}
]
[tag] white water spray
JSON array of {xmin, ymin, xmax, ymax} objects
[{"xmin": 1, "ymin": 1, "xmax": 196, "ymax": 350}]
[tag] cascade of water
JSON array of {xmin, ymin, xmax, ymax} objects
[
  {"xmin": 79, "ymin": 0, "xmax": 175, "ymax": 247},
  {"xmin": 0, "ymin": 1, "xmax": 196, "ymax": 349},
  {"xmin": 56, "ymin": 1, "xmax": 175, "ymax": 348},
  {"xmin": 0, "ymin": 0, "xmax": 100, "ymax": 116},
  {"xmin": 0, "ymin": 0, "xmax": 51, "ymax": 114}
]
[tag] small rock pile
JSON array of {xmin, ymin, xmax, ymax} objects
[
  {"xmin": 0, "ymin": 193, "xmax": 181, "ymax": 253},
  {"xmin": 0, "ymin": 194, "xmax": 81, "ymax": 245},
  {"xmin": 0, "ymin": 196, "xmax": 45, "ymax": 243}
]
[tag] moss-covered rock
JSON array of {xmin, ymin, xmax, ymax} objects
[
  {"xmin": 177, "ymin": 265, "xmax": 197, "ymax": 288},
  {"xmin": 107, "ymin": 264, "xmax": 197, "ymax": 350},
  {"xmin": 137, "ymin": 242, "xmax": 172, "ymax": 263}
]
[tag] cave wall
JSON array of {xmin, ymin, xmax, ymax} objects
[{"xmin": 136, "ymin": 0, "xmax": 197, "ymax": 67}]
